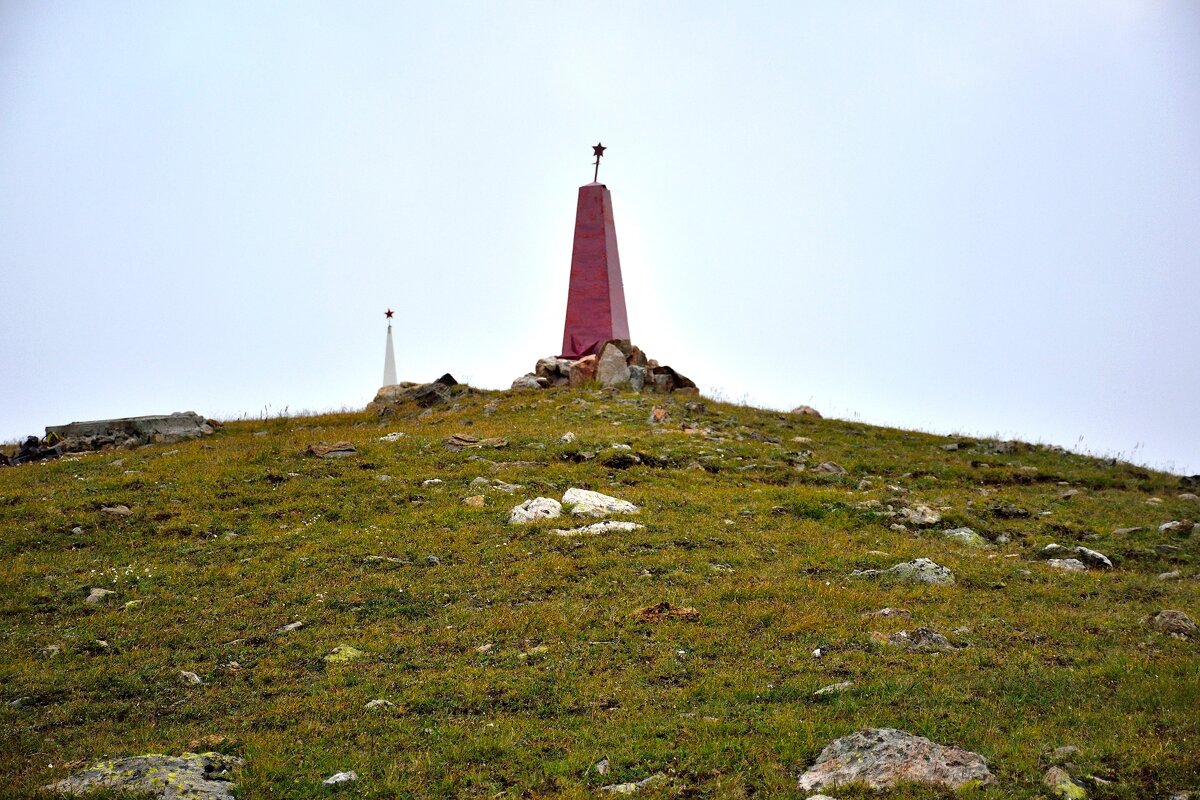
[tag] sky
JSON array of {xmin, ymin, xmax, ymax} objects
[{"xmin": 2, "ymin": 1, "xmax": 1198, "ymax": 473}]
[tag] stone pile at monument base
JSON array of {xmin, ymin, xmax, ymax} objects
[{"xmin": 512, "ymin": 340, "xmax": 697, "ymax": 394}]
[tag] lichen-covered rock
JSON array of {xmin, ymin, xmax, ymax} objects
[
  {"xmin": 508, "ymin": 497, "xmax": 563, "ymax": 524},
  {"xmin": 943, "ymin": 528, "xmax": 989, "ymax": 547},
  {"xmin": 46, "ymin": 751, "xmax": 243, "ymax": 800},
  {"xmin": 852, "ymin": 558, "xmax": 955, "ymax": 585},
  {"xmin": 1044, "ymin": 766, "xmax": 1088, "ymax": 799},
  {"xmin": 551, "ymin": 520, "xmax": 645, "ymax": 536},
  {"xmin": 798, "ymin": 728, "xmax": 993, "ymax": 791},
  {"xmin": 899, "ymin": 505, "xmax": 941, "ymax": 526},
  {"xmin": 562, "ymin": 487, "xmax": 639, "ymax": 517},
  {"xmin": 1150, "ymin": 610, "xmax": 1196, "ymax": 637}
]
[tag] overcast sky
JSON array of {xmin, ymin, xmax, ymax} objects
[{"xmin": 2, "ymin": 2, "xmax": 1198, "ymax": 473}]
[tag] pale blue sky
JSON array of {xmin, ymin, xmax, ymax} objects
[{"xmin": 2, "ymin": 2, "xmax": 1198, "ymax": 472}]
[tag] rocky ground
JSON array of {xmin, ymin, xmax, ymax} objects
[{"xmin": 0, "ymin": 386, "xmax": 1196, "ymax": 798}]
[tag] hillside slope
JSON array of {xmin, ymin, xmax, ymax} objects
[{"xmin": 1, "ymin": 388, "xmax": 1197, "ymax": 798}]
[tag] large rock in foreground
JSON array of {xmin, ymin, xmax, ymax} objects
[
  {"xmin": 47, "ymin": 751, "xmax": 243, "ymax": 800},
  {"xmin": 368, "ymin": 374, "xmax": 465, "ymax": 415},
  {"xmin": 44, "ymin": 412, "xmax": 217, "ymax": 453},
  {"xmin": 798, "ymin": 728, "xmax": 994, "ymax": 791}
]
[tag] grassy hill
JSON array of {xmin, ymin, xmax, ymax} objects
[{"xmin": 1, "ymin": 387, "xmax": 1196, "ymax": 798}]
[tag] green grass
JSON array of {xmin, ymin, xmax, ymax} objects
[{"xmin": 1, "ymin": 388, "xmax": 1197, "ymax": 798}]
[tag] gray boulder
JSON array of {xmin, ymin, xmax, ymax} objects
[
  {"xmin": 943, "ymin": 528, "xmax": 989, "ymax": 547},
  {"xmin": 562, "ymin": 487, "xmax": 639, "ymax": 517},
  {"xmin": 507, "ymin": 497, "xmax": 563, "ymax": 524},
  {"xmin": 798, "ymin": 728, "xmax": 993, "ymax": 791},
  {"xmin": 852, "ymin": 558, "xmax": 955, "ymax": 585},
  {"xmin": 510, "ymin": 374, "xmax": 546, "ymax": 390},
  {"xmin": 1047, "ymin": 558, "xmax": 1087, "ymax": 572},
  {"xmin": 46, "ymin": 752, "xmax": 242, "ymax": 800},
  {"xmin": 886, "ymin": 628, "xmax": 958, "ymax": 652},
  {"xmin": 596, "ymin": 343, "xmax": 632, "ymax": 388}
]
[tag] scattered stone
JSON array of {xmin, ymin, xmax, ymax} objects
[
  {"xmin": 899, "ymin": 505, "xmax": 941, "ymax": 526},
  {"xmin": 1046, "ymin": 558, "xmax": 1087, "ymax": 572},
  {"xmin": 562, "ymin": 487, "xmax": 639, "ymax": 517},
  {"xmin": 631, "ymin": 602, "xmax": 700, "ymax": 622},
  {"xmin": 178, "ymin": 670, "xmax": 203, "ymax": 686},
  {"xmin": 1041, "ymin": 543, "xmax": 1074, "ymax": 558},
  {"xmin": 475, "ymin": 643, "xmax": 494, "ymax": 654},
  {"xmin": 101, "ymin": 504, "xmax": 133, "ymax": 516},
  {"xmin": 1059, "ymin": 488, "xmax": 1081, "ymax": 500},
  {"xmin": 1180, "ymin": 493, "xmax": 1199, "ymax": 501},
  {"xmin": 1158, "ymin": 570, "xmax": 1182, "ymax": 581},
  {"xmin": 1150, "ymin": 610, "xmax": 1196, "ymax": 637},
  {"xmin": 813, "ymin": 681, "xmax": 855, "ymax": 697},
  {"xmin": 508, "ymin": 497, "xmax": 563, "ymax": 524},
  {"xmin": 1074, "ymin": 546, "xmax": 1113, "ymax": 569},
  {"xmin": 791, "ymin": 405, "xmax": 822, "ymax": 418},
  {"xmin": 594, "ymin": 758, "xmax": 610, "ymax": 775},
  {"xmin": 648, "ymin": 407, "xmax": 668, "ymax": 425},
  {"xmin": 305, "ymin": 442, "xmax": 356, "ymax": 458},
  {"xmin": 991, "ymin": 504, "xmax": 1031, "ymax": 519},
  {"xmin": 323, "ymin": 771, "xmax": 358, "ymax": 786},
  {"xmin": 1041, "ymin": 544, "xmax": 1112, "ymax": 569},
  {"xmin": 884, "ymin": 628, "xmax": 958, "ymax": 652},
  {"xmin": 378, "ymin": 432, "xmax": 406, "ymax": 442},
  {"xmin": 365, "ymin": 699, "xmax": 395, "ymax": 710},
  {"xmin": 552, "ymin": 520, "xmax": 645, "ymax": 536},
  {"xmin": 46, "ymin": 752, "xmax": 243, "ymax": 800},
  {"xmin": 85, "ymin": 587, "xmax": 117, "ymax": 604},
  {"xmin": 462, "ymin": 495, "xmax": 486, "ymax": 507},
  {"xmin": 1043, "ymin": 766, "xmax": 1087, "ymax": 799},
  {"xmin": 275, "ymin": 621, "xmax": 304, "ymax": 635},
  {"xmin": 424, "ymin": 555, "xmax": 441, "ymax": 566},
  {"xmin": 600, "ymin": 773, "xmax": 666, "ymax": 794},
  {"xmin": 862, "ymin": 607, "xmax": 911, "ymax": 619},
  {"xmin": 797, "ymin": 728, "xmax": 994, "ymax": 791},
  {"xmin": 943, "ymin": 527, "xmax": 989, "ymax": 547},
  {"xmin": 815, "ymin": 461, "xmax": 847, "ymax": 475},
  {"xmin": 1147, "ymin": 497, "xmax": 1163, "ymax": 505},
  {"xmin": 511, "ymin": 374, "xmax": 545, "ymax": 390},
  {"xmin": 560, "ymin": 432, "xmax": 577, "ymax": 443},
  {"xmin": 422, "ymin": 478, "xmax": 443, "ymax": 486},
  {"xmin": 367, "ymin": 375, "xmax": 461, "ymax": 413},
  {"xmin": 444, "ymin": 434, "xmax": 507, "ymax": 451},
  {"xmin": 851, "ymin": 558, "xmax": 955, "ymax": 585},
  {"xmin": 325, "ymin": 644, "xmax": 364, "ymax": 663}
]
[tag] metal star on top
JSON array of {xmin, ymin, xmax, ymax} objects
[
  {"xmin": 385, "ymin": 309, "xmax": 394, "ymax": 319},
  {"xmin": 592, "ymin": 142, "xmax": 606, "ymax": 182}
]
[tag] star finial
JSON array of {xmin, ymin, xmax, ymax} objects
[
  {"xmin": 592, "ymin": 142, "xmax": 606, "ymax": 182},
  {"xmin": 385, "ymin": 309, "xmax": 394, "ymax": 319}
]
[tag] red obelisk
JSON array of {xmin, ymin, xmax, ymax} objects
[{"xmin": 560, "ymin": 143, "xmax": 629, "ymax": 359}]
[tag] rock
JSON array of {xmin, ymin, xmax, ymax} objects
[
  {"xmin": 1112, "ymin": 527, "xmax": 1144, "ymax": 535},
  {"xmin": 1043, "ymin": 766, "xmax": 1087, "ymax": 799},
  {"xmin": 274, "ymin": 621, "xmax": 304, "ymax": 635},
  {"xmin": 568, "ymin": 354, "xmax": 598, "ymax": 386},
  {"xmin": 325, "ymin": 644, "xmax": 364, "ymax": 663},
  {"xmin": 560, "ymin": 432, "xmax": 577, "ymax": 443},
  {"xmin": 791, "ymin": 405, "xmax": 822, "ymax": 418},
  {"xmin": 323, "ymin": 771, "xmax": 358, "ymax": 786},
  {"xmin": 444, "ymin": 434, "xmax": 507, "ymax": 451},
  {"xmin": 597, "ymin": 343, "xmax": 632, "ymax": 387},
  {"xmin": 862, "ymin": 607, "xmax": 911, "ymax": 619},
  {"xmin": 424, "ymin": 555, "xmax": 441, "ymax": 566},
  {"xmin": 178, "ymin": 670, "xmax": 203, "ymax": 686},
  {"xmin": 815, "ymin": 461, "xmax": 846, "ymax": 475},
  {"xmin": 535, "ymin": 357, "xmax": 574, "ymax": 386},
  {"xmin": 508, "ymin": 497, "xmax": 563, "ymax": 524},
  {"xmin": 85, "ymin": 587, "xmax": 117, "ymax": 604},
  {"xmin": 797, "ymin": 728, "xmax": 994, "ymax": 791},
  {"xmin": 101, "ymin": 504, "xmax": 133, "ymax": 516},
  {"xmin": 1180, "ymin": 493, "xmax": 1199, "ymax": 501},
  {"xmin": 462, "ymin": 495, "xmax": 486, "ymax": 507},
  {"xmin": 47, "ymin": 412, "xmax": 217, "ymax": 453},
  {"xmin": 899, "ymin": 505, "xmax": 940, "ymax": 526},
  {"xmin": 365, "ymin": 699, "xmax": 394, "ymax": 710},
  {"xmin": 46, "ymin": 752, "xmax": 243, "ymax": 800},
  {"xmin": 943, "ymin": 527, "xmax": 988, "ymax": 547},
  {"xmin": 593, "ymin": 758, "xmax": 610, "ymax": 775},
  {"xmin": 1158, "ymin": 570, "xmax": 1182, "ymax": 581},
  {"xmin": 885, "ymin": 628, "xmax": 958, "ymax": 652},
  {"xmin": 378, "ymin": 432, "xmax": 406, "ymax": 442},
  {"xmin": 600, "ymin": 773, "xmax": 666, "ymax": 794},
  {"xmin": 422, "ymin": 478, "xmax": 443, "ymax": 486},
  {"xmin": 648, "ymin": 406, "xmax": 668, "ymax": 425},
  {"xmin": 562, "ymin": 487, "xmax": 639, "ymax": 517},
  {"xmin": 510, "ymin": 374, "xmax": 545, "ymax": 390},
  {"xmin": 551, "ymin": 520, "xmax": 645, "ymax": 536},
  {"xmin": 991, "ymin": 504, "xmax": 1031, "ymax": 519},
  {"xmin": 1150, "ymin": 610, "xmax": 1196, "ymax": 637},
  {"xmin": 1074, "ymin": 546, "xmax": 1113, "ymax": 569},
  {"xmin": 1041, "ymin": 543, "xmax": 1075, "ymax": 558},
  {"xmin": 367, "ymin": 376, "xmax": 460, "ymax": 413},
  {"xmin": 631, "ymin": 602, "xmax": 700, "ymax": 622},
  {"xmin": 1047, "ymin": 558, "xmax": 1087, "ymax": 572},
  {"xmin": 305, "ymin": 442, "xmax": 356, "ymax": 458},
  {"xmin": 813, "ymin": 681, "xmax": 855, "ymax": 697},
  {"xmin": 628, "ymin": 365, "xmax": 646, "ymax": 391},
  {"xmin": 851, "ymin": 558, "xmax": 955, "ymax": 585}
]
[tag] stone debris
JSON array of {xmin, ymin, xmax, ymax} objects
[
  {"xmin": 378, "ymin": 432, "xmax": 406, "ymax": 442},
  {"xmin": 101, "ymin": 504, "xmax": 133, "ymax": 516},
  {"xmin": 508, "ymin": 497, "xmax": 563, "ymax": 524},
  {"xmin": 862, "ymin": 607, "xmax": 911, "ymax": 619},
  {"xmin": 797, "ymin": 728, "xmax": 994, "ymax": 791},
  {"xmin": 325, "ymin": 644, "xmax": 364, "ymax": 663},
  {"xmin": 178, "ymin": 670, "xmax": 203, "ymax": 686},
  {"xmin": 1150, "ymin": 610, "xmax": 1196, "ymax": 638},
  {"xmin": 942, "ymin": 527, "xmax": 989, "ymax": 547},
  {"xmin": 851, "ymin": 558, "xmax": 955, "ymax": 585},
  {"xmin": 899, "ymin": 505, "xmax": 941, "ymax": 526},
  {"xmin": 561, "ymin": 431, "xmax": 577, "ymax": 443},
  {"xmin": 367, "ymin": 374, "xmax": 462, "ymax": 414},
  {"xmin": 593, "ymin": 758, "xmax": 610, "ymax": 775},
  {"xmin": 365, "ymin": 699, "xmax": 395, "ymax": 709},
  {"xmin": 552, "ymin": 520, "xmax": 645, "ymax": 536},
  {"xmin": 631, "ymin": 602, "xmax": 700, "ymax": 622},
  {"xmin": 1043, "ymin": 766, "xmax": 1088, "ymax": 799},
  {"xmin": 1040, "ymin": 543, "xmax": 1112, "ymax": 569},
  {"xmin": 513, "ymin": 341, "xmax": 696, "ymax": 395},
  {"xmin": 422, "ymin": 478, "xmax": 443, "ymax": 486},
  {"xmin": 3, "ymin": 413, "xmax": 220, "ymax": 465},
  {"xmin": 46, "ymin": 752, "xmax": 243, "ymax": 800},
  {"xmin": 883, "ymin": 628, "xmax": 959, "ymax": 652},
  {"xmin": 791, "ymin": 405, "xmax": 822, "ymax": 418},
  {"xmin": 813, "ymin": 681, "xmax": 855, "ymax": 697},
  {"xmin": 305, "ymin": 442, "xmax": 357, "ymax": 458},
  {"xmin": 814, "ymin": 461, "xmax": 847, "ymax": 475},
  {"xmin": 562, "ymin": 487, "xmax": 639, "ymax": 517},
  {"xmin": 1046, "ymin": 558, "xmax": 1088, "ymax": 572},
  {"xmin": 600, "ymin": 773, "xmax": 666, "ymax": 794},
  {"xmin": 85, "ymin": 588, "xmax": 117, "ymax": 604},
  {"xmin": 323, "ymin": 771, "xmax": 358, "ymax": 786},
  {"xmin": 445, "ymin": 434, "xmax": 508, "ymax": 451},
  {"xmin": 274, "ymin": 621, "xmax": 304, "ymax": 635},
  {"xmin": 462, "ymin": 495, "xmax": 486, "ymax": 507}
]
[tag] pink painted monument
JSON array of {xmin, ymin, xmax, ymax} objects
[{"xmin": 559, "ymin": 142, "xmax": 630, "ymax": 359}]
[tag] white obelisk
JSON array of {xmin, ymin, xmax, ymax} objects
[{"xmin": 382, "ymin": 309, "xmax": 397, "ymax": 387}]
